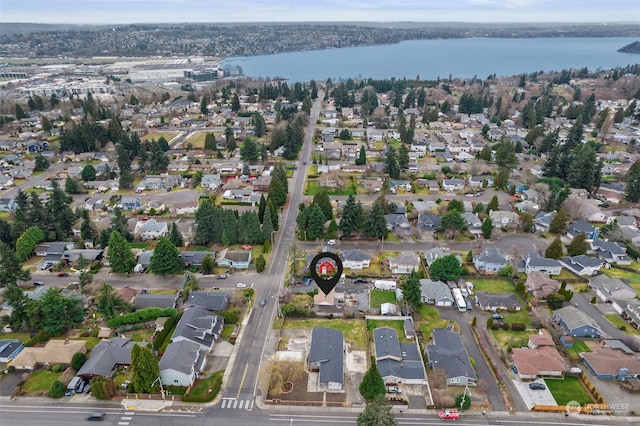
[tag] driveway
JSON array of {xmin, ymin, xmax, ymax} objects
[
  {"xmin": 0, "ymin": 371, "xmax": 23, "ymax": 396},
  {"xmin": 514, "ymin": 379, "xmax": 557, "ymax": 409}
]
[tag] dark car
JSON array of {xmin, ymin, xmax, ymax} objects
[
  {"xmin": 512, "ymin": 366, "xmax": 518, "ymax": 374},
  {"xmin": 33, "ymin": 281, "xmax": 45, "ymax": 286},
  {"xmin": 58, "ymin": 272, "xmax": 69, "ymax": 277},
  {"xmin": 529, "ymin": 382, "xmax": 546, "ymax": 390},
  {"xmin": 87, "ymin": 412, "xmax": 105, "ymax": 421},
  {"xmin": 353, "ymin": 278, "xmax": 368, "ymax": 284}
]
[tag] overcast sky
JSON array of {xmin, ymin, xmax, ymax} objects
[{"xmin": 2, "ymin": 0, "xmax": 638, "ymax": 24}]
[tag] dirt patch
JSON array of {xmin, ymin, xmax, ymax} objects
[{"xmin": 267, "ymin": 372, "xmax": 346, "ymax": 406}]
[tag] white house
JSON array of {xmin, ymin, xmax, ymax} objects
[
  {"xmin": 159, "ymin": 340, "xmax": 205, "ymax": 387},
  {"xmin": 374, "ymin": 280, "xmax": 397, "ymax": 291},
  {"xmin": 134, "ymin": 219, "xmax": 169, "ymax": 241},
  {"xmin": 442, "ymin": 178, "xmax": 465, "ymax": 192},
  {"xmin": 340, "ymin": 249, "xmax": 371, "ymax": 270}
]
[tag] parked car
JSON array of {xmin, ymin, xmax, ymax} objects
[
  {"xmin": 57, "ymin": 272, "xmax": 69, "ymax": 277},
  {"xmin": 33, "ymin": 281, "xmax": 44, "ymax": 286},
  {"xmin": 213, "ymin": 286, "xmax": 221, "ymax": 291},
  {"xmin": 216, "ymin": 274, "xmax": 227, "ymax": 279},
  {"xmin": 512, "ymin": 366, "xmax": 518, "ymax": 374},
  {"xmin": 326, "ymin": 239, "xmax": 336, "ymax": 245},
  {"xmin": 260, "ymin": 298, "xmax": 267, "ymax": 307},
  {"xmin": 87, "ymin": 412, "xmax": 105, "ymax": 421},
  {"xmin": 40, "ymin": 262, "xmax": 52, "ymax": 270},
  {"xmin": 529, "ymin": 382, "xmax": 546, "ymax": 390},
  {"xmin": 387, "ymin": 386, "xmax": 401, "ymax": 393},
  {"xmin": 438, "ymin": 409, "xmax": 460, "ymax": 420},
  {"xmin": 492, "ymin": 313, "xmax": 504, "ymax": 320},
  {"xmin": 236, "ymin": 283, "xmax": 247, "ymax": 288},
  {"xmin": 353, "ymin": 278, "xmax": 368, "ymax": 284}
]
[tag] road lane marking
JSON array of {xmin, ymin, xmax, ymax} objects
[{"xmin": 236, "ymin": 363, "xmax": 249, "ymax": 399}]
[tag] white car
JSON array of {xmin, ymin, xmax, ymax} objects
[
  {"xmin": 236, "ymin": 283, "xmax": 247, "ymax": 288},
  {"xmin": 327, "ymin": 239, "xmax": 336, "ymax": 245}
]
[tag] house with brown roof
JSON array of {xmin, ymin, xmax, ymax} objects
[
  {"xmin": 525, "ymin": 272, "xmax": 560, "ymax": 299},
  {"xmin": 580, "ymin": 348, "xmax": 640, "ymax": 379},
  {"xmin": 511, "ymin": 345, "xmax": 568, "ymax": 380},
  {"xmin": 10, "ymin": 339, "xmax": 86, "ymax": 370},
  {"xmin": 115, "ymin": 287, "xmax": 138, "ymax": 304}
]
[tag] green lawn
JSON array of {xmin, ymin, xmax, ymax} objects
[
  {"xmin": 221, "ymin": 325, "xmax": 235, "ymax": 340},
  {"xmin": 416, "ymin": 304, "xmax": 449, "ymax": 339},
  {"xmin": 0, "ymin": 332, "xmax": 31, "ymax": 342},
  {"xmin": 185, "ymin": 370, "xmax": 224, "ymax": 401},
  {"xmin": 72, "ymin": 337, "xmax": 101, "ymax": 351},
  {"xmin": 604, "ymin": 264, "xmax": 640, "ymax": 291},
  {"xmin": 369, "ymin": 290, "xmax": 396, "ymax": 309},
  {"xmin": 142, "ymin": 131, "xmax": 180, "ymax": 143},
  {"xmin": 367, "ymin": 319, "xmax": 411, "ymax": 343},
  {"xmin": 22, "ymin": 370, "xmax": 63, "ymax": 392},
  {"xmin": 131, "ymin": 330, "xmax": 154, "ymax": 343},
  {"xmin": 470, "ymin": 279, "xmax": 514, "ymax": 293},
  {"xmin": 282, "ymin": 318, "xmax": 368, "ymax": 350},
  {"xmin": 564, "ymin": 340, "xmax": 591, "ymax": 358},
  {"xmin": 605, "ymin": 314, "xmax": 640, "ymax": 335},
  {"xmin": 304, "ymin": 180, "xmax": 355, "ymax": 196},
  {"xmin": 545, "ymin": 376, "xmax": 594, "ymax": 406}
]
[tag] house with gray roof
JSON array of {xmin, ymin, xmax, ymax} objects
[
  {"xmin": 419, "ymin": 279, "xmax": 454, "ymax": 307},
  {"xmin": 384, "ymin": 213, "xmax": 412, "ymax": 236},
  {"xmin": 216, "ymin": 248, "xmax": 252, "ymax": 269},
  {"xmin": 553, "ymin": 306, "xmax": 601, "ymax": 338},
  {"xmin": 171, "ymin": 306, "xmax": 224, "ymax": 352},
  {"xmin": 134, "ymin": 293, "xmax": 177, "ymax": 309},
  {"xmin": 388, "ymin": 251, "xmax": 420, "ymax": 275},
  {"xmin": 0, "ymin": 197, "xmax": 16, "ymax": 211},
  {"xmin": 373, "ymin": 327, "xmax": 427, "ymax": 385},
  {"xmin": 159, "ymin": 340, "xmax": 206, "ymax": 387},
  {"xmin": 423, "ymin": 247, "xmax": 450, "ymax": 267},
  {"xmin": 136, "ymin": 250, "xmax": 154, "ymax": 270},
  {"xmin": 525, "ymin": 272, "xmax": 560, "ymax": 299},
  {"xmin": 308, "ymin": 326, "xmax": 344, "ymax": 391},
  {"xmin": 559, "ymin": 255, "xmax": 603, "ymax": 276},
  {"xmin": 340, "ymin": 249, "xmax": 371, "ymax": 270},
  {"xmin": 134, "ymin": 219, "xmax": 169, "ymax": 241},
  {"xmin": 180, "ymin": 251, "xmax": 216, "ymax": 267},
  {"xmin": 461, "ymin": 212, "xmax": 482, "ymax": 235},
  {"xmin": 612, "ymin": 299, "xmax": 640, "ymax": 330},
  {"xmin": 200, "ymin": 174, "xmax": 221, "ymax": 190},
  {"xmin": 0, "ymin": 339, "xmax": 24, "ymax": 363},
  {"xmin": 589, "ymin": 239, "xmax": 632, "ymax": 266},
  {"xmin": 523, "ymin": 251, "xmax": 562, "ymax": 275},
  {"xmin": 77, "ymin": 338, "xmax": 143, "ymax": 378},
  {"xmin": 475, "ymin": 292, "xmax": 522, "ymax": 311},
  {"xmin": 534, "ymin": 211, "xmax": 556, "ymax": 233},
  {"xmin": 426, "ymin": 328, "xmax": 477, "ymax": 386},
  {"xmin": 567, "ymin": 220, "xmax": 600, "ymax": 241},
  {"xmin": 589, "ymin": 274, "xmax": 636, "ymax": 303},
  {"xmin": 473, "ymin": 247, "xmax": 509, "ymax": 274},
  {"xmin": 185, "ymin": 291, "xmax": 228, "ymax": 312},
  {"xmin": 442, "ymin": 178, "xmax": 465, "ymax": 192},
  {"xmin": 118, "ymin": 196, "xmax": 141, "ymax": 211}
]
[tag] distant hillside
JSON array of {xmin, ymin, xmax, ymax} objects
[{"xmin": 619, "ymin": 41, "xmax": 640, "ymax": 53}]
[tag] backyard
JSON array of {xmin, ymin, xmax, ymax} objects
[
  {"xmin": 564, "ymin": 340, "xmax": 592, "ymax": 358},
  {"xmin": 416, "ymin": 304, "xmax": 450, "ymax": 339},
  {"xmin": 544, "ymin": 376, "xmax": 594, "ymax": 406},
  {"xmin": 369, "ymin": 290, "xmax": 396, "ymax": 309},
  {"xmin": 470, "ymin": 279, "xmax": 514, "ymax": 293},
  {"xmin": 367, "ymin": 319, "xmax": 411, "ymax": 343},
  {"xmin": 280, "ymin": 318, "xmax": 367, "ymax": 350},
  {"xmin": 603, "ymin": 264, "xmax": 640, "ymax": 291},
  {"xmin": 490, "ymin": 309, "xmax": 534, "ymax": 349}
]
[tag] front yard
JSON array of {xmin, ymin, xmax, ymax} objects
[
  {"xmin": 280, "ymin": 318, "xmax": 367, "ymax": 350},
  {"xmin": 603, "ymin": 264, "xmax": 640, "ymax": 291},
  {"xmin": 544, "ymin": 376, "xmax": 594, "ymax": 406},
  {"xmin": 604, "ymin": 314, "xmax": 640, "ymax": 336},
  {"xmin": 22, "ymin": 370, "xmax": 64, "ymax": 393}
]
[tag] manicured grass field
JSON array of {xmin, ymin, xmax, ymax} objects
[
  {"xmin": 369, "ymin": 290, "xmax": 396, "ymax": 309},
  {"xmin": 22, "ymin": 370, "xmax": 63, "ymax": 392},
  {"xmin": 282, "ymin": 318, "xmax": 368, "ymax": 350},
  {"xmin": 0, "ymin": 332, "xmax": 31, "ymax": 342},
  {"xmin": 605, "ymin": 314, "xmax": 640, "ymax": 335},
  {"xmin": 184, "ymin": 370, "xmax": 224, "ymax": 401},
  {"xmin": 142, "ymin": 131, "xmax": 180, "ymax": 143},
  {"xmin": 416, "ymin": 304, "xmax": 449, "ymax": 339},
  {"xmin": 564, "ymin": 340, "xmax": 591, "ymax": 358},
  {"xmin": 304, "ymin": 180, "xmax": 356, "ymax": 196},
  {"xmin": 470, "ymin": 279, "xmax": 514, "ymax": 293},
  {"xmin": 545, "ymin": 376, "xmax": 594, "ymax": 406}
]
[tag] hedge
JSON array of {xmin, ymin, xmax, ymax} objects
[
  {"xmin": 24, "ymin": 330, "xmax": 50, "ymax": 347},
  {"xmin": 511, "ymin": 323, "xmax": 526, "ymax": 331},
  {"xmin": 107, "ymin": 307, "xmax": 178, "ymax": 328},
  {"xmin": 153, "ymin": 315, "xmax": 178, "ymax": 351}
]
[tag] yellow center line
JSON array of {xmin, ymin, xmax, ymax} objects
[{"xmin": 237, "ymin": 363, "xmax": 249, "ymax": 399}]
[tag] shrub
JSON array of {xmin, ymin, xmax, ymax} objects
[
  {"xmin": 255, "ymin": 255, "xmax": 266, "ymax": 273},
  {"xmin": 153, "ymin": 316, "xmax": 178, "ymax": 351},
  {"xmin": 501, "ymin": 323, "xmax": 510, "ymax": 330},
  {"xmin": 511, "ymin": 323, "xmax": 526, "ymax": 331},
  {"xmin": 51, "ymin": 364, "xmax": 66, "ymax": 373},
  {"xmin": 49, "ymin": 380, "xmax": 67, "ymax": 398},
  {"xmin": 486, "ymin": 318, "xmax": 494, "ymax": 329},
  {"xmin": 455, "ymin": 393, "xmax": 472, "ymax": 410},
  {"xmin": 90, "ymin": 376, "xmax": 114, "ymax": 400},
  {"xmin": 71, "ymin": 352, "xmax": 87, "ymax": 371},
  {"xmin": 107, "ymin": 307, "xmax": 178, "ymax": 328},
  {"xmin": 7, "ymin": 366, "xmax": 15, "ymax": 373},
  {"xmin": 220, "ymin": 308, "xmax": 241, "ymax": 325},
  {"xmin": 25, "ymin": 330, "xmax": 50, "ymax": 347}
]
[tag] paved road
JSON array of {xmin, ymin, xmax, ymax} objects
[{"xmin": 571, "ymin": 291, "xmax": 628, "ymax": 340}]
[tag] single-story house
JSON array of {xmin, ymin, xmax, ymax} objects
[
  {"xmin": 511, "ymin": 345, "xmax": 568, "ymax": 380},
  {"xmin": 374, "ymin": 327, "xmax": 427, "ymax": 385},
  {"xmin": 426, "ymin": 328, "xmax": 477, "ymax": 386},
  {"xmin": 216, "ymin": 248, "xmax": 252, "ymax": 269},
  {"xmin": 474, "ymin": 292, "xmax": 522, "ymax": 311},
  {"xmin": 553, "ymin": 306, "xmax": 601, "ymax": 338},
  {"xmin": 10, "ymin": 339, "xmax": 86, "ymax": 370},
  {"xmin": 185, "ymin": 291, "xmax": 229, "ymax": 312},
  {"xmin": 170, "ymin": 306, "xmax": 224, "ymax": 352},
  {"xmin": 442, "ymin": 178, "xmax": 465, "ymax": 192},
  {"xmin": 388, "ymin": 251, "xmax": 420, "ymax": 275},
  {"xmin": 534, "ymin": 211, "xmax": 556, "ymax": 233},
  {"xmin": 423, "ymin": 247, "xmax": 462, "ymax": 267},
  {"xmin": 580, "ymin": 348, "xmax": 640, "ymax": 379},
  {"xmin": 417, "ymin": 213, "xmax": 442, "ymax": 234},
  {"xmin": 589, "ymin": 238, "xmax": 632, "ymax": 266},
  {"xmin": 612, "ymin": 298, "xmax": 640, "ymax": 330},
  {"xmin": 489, "ymin": 210, "xmax": 520, "ymax": 228},
  {"xmin": 308, "ymin": 326, "xmax": 344, "ymax": 391},
  {"xmin": 0, "ymin": 197, "xmax": 17, "ymax": 211},
  {"xmin": 77, "ymin": 338, "xmax": 141, "ymax": 378},
  {"xmin": 559, "ymin": 255, "xmax": 603, "ymax": 276},
  {"xmin": 134, "ymin": 293, "xmax": 178, "ymax": 309},
  {"xmin": 419, "ymin": 279, "xmax": 454, "ymax": 307},
  {"xmin": 473, "ymin": 247, "xmax": 509, "ymax": 274},
  {"xmin": 179, "ymin": 251, "xmax": 216, "ymax": 267},
  {"xmin": 525, "ymin": 272, "xmax": 560, "ymax": 299},
  {"xmin": 115, "ymin": 287, "xmax": 138, "ymax": 304},
  {"xmin": 589, "ymin": 274, "xmax": 636, "ymax": 302},
  {"xmin": 0, "ymin": 339, "xmax": 24, "ymax": 363},
  {"xmin": 384, "ymin": 213, "xmax": 412, "ymax": 236},
  {"xmin": 523, "ymin": 251, "xmax": 563, "ymax": 275},
  {"xmin": 159, "ymin": 340, "xmax": 206, "ymax": 387},
  {"xmin": 567, "ymin": 220, "xmax": 600, "ymax": 241}
]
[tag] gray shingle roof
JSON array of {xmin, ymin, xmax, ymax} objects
[
  {"xmin": 554, "ymin": 306, "xmax": 601, "ymax": 332},
  {"xmin": 419, "ymin": 279, "xmax": 454, "ymax": 304},
  {"xmin": 186, "ymin": 291, "xmax": 228, "ymax": 311},
  {"xmin": 78, "ymin": 338, "xmax": 142, "ymax": 377},
  {"xmin": 134, "ymin": 294, "xmax": 177, "ymax": 309},
  {"xmin": 171, "ymin": 306, "xmax": 223, "ymax": 350},
  {"xmin": 309, "ymin": 327, "xmax": 344, "ymax": 385},
  {"xmin": 340, "ymin": 249, "xmax": 371, "ymax": 263},
  {"xmin": 475, "ymin": 292, "xmax": 522, "ymax": 310},
  {"xmin": 160, "ymin": 340, "xmax": 203, "ymax": 375},
  {"xmin": 374, "ymin": 327, "xmax": 403, "ymax": 360},
  {"xmin": 426, "ymin": 328, "xmax": 477, "ymax": 381}
]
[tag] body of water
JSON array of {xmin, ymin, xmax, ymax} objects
[{"xmin": 221, "ymin": 37, "xmax": 640, "ymax": 82}]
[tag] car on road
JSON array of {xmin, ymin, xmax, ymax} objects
[
  {"xmin": 387, "ymin": 386, "xmax": 401, "ymax": 393},
  {"xmin": 438, "ymin": 409, "xmax": 460, "ymax": 420},
  {"xmin": 236, "ymin": 283, "xmax": 247, "ymax": 288},
  {"xmin": 512, "ymin": 366, "xmax": 518, "ymax": 374},
  {"xmin": 260, "ymin": 298, "xmax": 267, "ymax": 306},
  {"xmin": 57, "ymin": 272, "xmax": 69, "ymax": 277},
  {"xmin": 87, "ymin": 412, "xmax": 105, "ymax": 421},
  {"xmin": 216, "ymin": 274, "xmax": 227, "ymax": 279},
  {"xmin": 529, "ymin": 382, "xmax": 546, "ymax": 390},
  {"xmin": 327, "ymin": 239, "xmax": 336, "ymax": 245},
  {"xmin": 213, "ymin": 286, "xmax": 220, "ymax": 291},
  {"xmin": 40, "ymin": 262, "xmax": 52, "ymax": 270},
  {"xmin": 33, "ymin": 281, "xmax": 45, "ymax": 286}
]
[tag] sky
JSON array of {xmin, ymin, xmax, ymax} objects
[{"xmin": 1, "ymin": 0, "xmax": 638, "ymax": 24}]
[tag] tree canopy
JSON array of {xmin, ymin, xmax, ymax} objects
[
  {"xmin": 150, "ymin": 237, "xmax": 184, "ymax": 275},
  {"xmin": 359, "ymin": 364, "xmax": 386, "ymax": 402},
  {"xmin": 429, "ymin": 254, "xmax": 464, "ymax": 282}
]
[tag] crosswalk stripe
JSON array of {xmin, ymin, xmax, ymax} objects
[
  {"xmin": 233, "ymin": 400, "xmax": 238, "ymax": 409},
  {"xmin": 121, "ymin": 417, "xmax": 133, "ymax": 420},
  {"xmin": 118, "ymin": 422, "xmax": 130, "ymax": 426}
]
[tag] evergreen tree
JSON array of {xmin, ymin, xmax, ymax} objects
[
  {"xmin": 567, "ymin": 233, "xmax": 589, "ymax": 256},
  {"xmin": 201, "ymin": 254, "xmax": 214, "ymax": 275},
  {"xmin": 479, "ymin": 144, "xmax": 492, "ymax": 161},
  {"xmin": 339, "ymin": 195, "xmax": 363, "ymax": 238},
  {"xmin": 131, "ymin": 344, "xmax": 160, "ymax": 394},
  {"xmin": 110, "ymin": 207, "xmax": 133, "ymax": 241},
  {"xmin": 268, "ymin": 176, "xmax": 287, "ymax": 208},
  {"xmin": 494, "ymin": 139, "xmax": 518, "ymax": 170},
  {"xmin": 150, "ymin": 237, "xmax": 184, "ymax": 275},
  {"xmin": 567, "ymin": 144, "xmax": 599, "ymax": 191},
  {"xmin": 194, "ymin": 200, "xmax": 218, "ymax": 245},
  {"xmin": 0, "ymin": 242, "xmax": 31, "ymax": 288},
  {"xmin": 15, "ymin": 104, "xmax": 27, "ymax": 119},
  {"xmin": 357, "ymin": 395, "xmax": 397, "ymax": 426},
  {"xmin": 262, "ymin": 211, "xmax": 274, "ymax": 244},
  {"xmin": 383, "ymin": 145, "xmax": 400, "ymax": 179},
  {"xmin": 549, "ymin": 209, "xmax": 569, "ymax": 234},
  {"xmin": 240, "ymin": 137, "xmax": 260, "ymax": 162},
  {"xmin": 401, "ymin": 270, "xmax": 422, "ymax": 313},
  {"xmin": 253, "ymin": 112, "xmax": 266, "ymax": 137},
  {"xmin": 626, "ymin": 159, "xmax": 640, "ymax": 202},
  {"xmin": 440, "ymin": 210, "xmax": 467, "ymax": 239},
  {"xmin": 359, "ymin": 364, "xmax": 387, "ymax": 402},
  {"xmin": 65, "ymin": 176, "xmax": 82, "ymax": 194},
  {"xmin": 355, "ymin": 145, "xmax": 367, "ymax": 165},
  {"xmin": 200, "ymin": 96, "xmax": 208, "ymax": 115},
  {"xmin": 258, "ymin": 194, "xmax": 267, "ymax": 224},
  {"xmin": 398, "ymin": 143, "xmax": 409, "ymax": 172},
  {"xmin": 267, "ymin": 198, "xmax": 279, "ymax": 231},
  {"xmin": 80, "ymin": 209, "xmax": 98, "ymax": 242},
  {"xmin": 170, "ymin": 223, "xmax": 184, "ymax": 247},
  {"xmin": 306, "ymin": 204, "xmax": 326, "ymax": 241},
  {"xmin": 40, "ymin": 288, "xmax": 84, "ymax": 336},
  {"xmin": 204, "ymin": 132, "xmax": 216, "ymax": 151},
  {"xmin": 107, "ymin": 231, "xmax": 136, "ymax": 273},
  {"xmin": 80, "ymin": 164, "xmax": 97, "ymax": 181},
  {"xmin": 429, "ymin": 254, "xmax": 464, "ymax": 282},
  {"xmin": 34, "ymin": 154, "xmax": 50, "ymax": 171},
  {"xmin": 364, "ymin": 202, "xmax": 388, "ymax": 239},
  {"xmin": 46, "ymin": 181, "xmax": 75, "ymax": 240},
  {"xmin": 447, "ymin": 199, "xmax": 464, "ymax": 213},
  {"xmin": 482, "ymin": 217, "xmax": 493, "ymax": 239},
  {"xmin": 545, "ymin": 236, "xmax": 564, "ymax": 259},
  {"xmin": 96, "ymin": 282, "xmax": 128, "ymax": 318},
  {"xmin": 494, "ymin": 167, "xmax": 510, "ymax": 190},
  {"xmin": 225, "ymin": 126, "xmax": 236, "ymax": 151},
  {"xmin": 312, "ymin": 190, "xmax": 333, "ymax": 221}
]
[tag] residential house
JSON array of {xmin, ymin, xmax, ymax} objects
[
  {"xmin": 534, "ymin": 211, "xmax": 556, "ymax": 233},
  {"xmin": 61, "ymin": 249, "xmax": 104, "ymax": 264},
  {"xmin": 612, "ymin": 299, "xmax": 640, "ymax": 330},
  {"xmin": 473, "ymin": 247, "xmax": 509, "ymax": 274},
  {"xmin": 0, "ymin": 175, "xmax": 14, "ymax": 188},
  {"xmin": 308, "ymin": 327, "xmax": 345, "ymax": 391},
  {"xmin": 216, "ymin": 248, "xmax": 252, "ymax": 269},
  {"xmin": 179, "ymin": 251, "xmax": 216, "ymax": 267},
  {"xmin": 388, "ymin": 251, "xmax": 420, "ymax": 275},
  {"xmin": 417, "ymin": 214, "xmax": 442, "ymax": 234},
  {"xmin": 10, "ymin": 339, "xmax": 86, "ymax": 370},
  {"xmin": 134, "ymin": 293, "xmax": 178, "ymax": 309},
  {"xmin": 185, "ymin": 291, "xmax": 229, "ymax": 312},
  {"xmin": 384, "ymin": 212, "xmax": 412, "ymax": 236},
  {"xmin": 462, "ymin": 212, "xmax": 483, "ymax": 235},
  {"xmin": 567, "ymin": 220, "xmax": 600, "ymax": 241},
  {"xmin": 340, "ymin": 249, "xmax": 371, "ymax": 270},
  {"xmin": 525, "ymin": 272, "xmax": 560, "ymax": 299},
  {"xmin": 589, "ymin": 274, "xmax": 636, "ymax": 302},
  {"xmin": 200, "ymin": 174, "xmax": 222, "ymax": 191},
  {"xmin": 0, "ymin": 339, "xmax": 24, "ymax": 363},
  {"xmin": 83, "ymin": 196, "xmax": 105, "ymax": 211},
  {"xmin": 173, "ymin": 200, "xmax": 200, "ymax": 216},
  {"xmin": 620, "ymin": 226, "xmax": 640, "ymax": 246},
  {"xmin": 135, "ymin": 250, "xmax": 154, "ymax": 272},
  {"xmin": 511, "ymin": 344, "xmax": 567, "ymax": 380},
  {"xmin": 419, "ymin": 279, "xmax": 454, "ymax": 306},
  {"xmin": 412, "ymin": 200, "xmax": 438, "ymax": 214},
  {"xmin": 373, "ymin": 327, "xmax": 427, "ymax": 385},
  {"xmin": 489, "ymin": 210, "xmax": 520, "ymax": 228},
  {"xmin": 118, "ymin": 196, "xmax": 142, "ymax": 211},
  {"xmin": 426, "ymin": 328, "xmax": 477, "ymax": 386},
  {"xmin": 514, "ymin": 200, "xmax": 539, "ymax": 214},
  {"xmin": 115, "ymin": 287, "xmax": 138, "ymax": 305},
  {"xmin": 580, "ymin": 348, "xmax": 640, "ymax": 379},
  {"xmin": 0, "ymin": 197, "xmax": 16, "ymax": 212},
  {"xmin": 252, "ymin": 175, "xmax": 272, "ymax": 192},
  {"xmin": 523, "ymin": 251, "xmax": 563, "ymax": 275},
  {"xmin": 134, "ymin": 219, "xmax": 169, "ymax": 241},
  {"xmin": 159, "ymin": 340, "xmax": 206, "ymax": 387},
  {"xmin": 553, "ymin": 306, "xmax": 601, "ymax": 338},
  {"xmin": 171, "ymin": 306, "xmax": 224, "ymax": 352},
  {"xmin": 589, "ymin": 239, "xmax": 632, "ymax": 266},
  {"xmin": 77, "ymin": 338, "xmax": 141, "ymax": 378},
  {"xmin": 474, "ymin": 292, "xmax": 522, "ymax": 311},
  {"xmin": 559, "ymin": 255, "xmax": 603, "ymax": 276},
  {"xmin": 423, "ymin": 247, "xmax": 461, "ymax": 267},
  {"xmin": 442, "ymin": 178, "xmax": 465, "ymax": 192}
]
